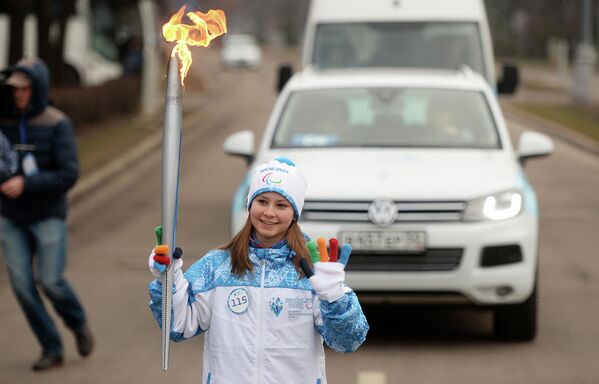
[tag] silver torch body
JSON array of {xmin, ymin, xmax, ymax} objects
[{"xmin": 160, "ymin": 55, "xmax": 182, "ymax": 371}]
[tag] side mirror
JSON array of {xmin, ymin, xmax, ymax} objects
[
  {"xmin": 497, "ymin": 63, "xmax": 519, "ymax": 95},
  {"xmin": 223, "ymin": 130, "xmax": 255, "ymax": 165},
  {"xmin": 517, "ymin": 131, "xmax": 553, "ymax": 165},
  {"xmin": 276, "ymin": 64, "xmax": 293, "ymax": 93}
]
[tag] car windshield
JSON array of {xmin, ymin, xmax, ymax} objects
[
  {"xmin": 271, "ymin": 87, "xmax": 500, "ymax": 149},
  {"xmin": 313, "ymin": 22, "xmax": 485, "ymax": 77}
]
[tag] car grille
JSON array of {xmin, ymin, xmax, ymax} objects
[
  {"xmin": 302, "ymin": 200, "xmax": 466, "ymax": 222},
  {"xmin": 345, "ymin": 248, "xmax": 463, "ymax": 272}
]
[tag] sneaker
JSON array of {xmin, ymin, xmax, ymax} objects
[
  {"xmin": 31, "ymin": 352, "xmax": 63, "ymax": 371},
  {"xmin": 74, "ymin": 324, "xmax": 94, "ymax": 357}
]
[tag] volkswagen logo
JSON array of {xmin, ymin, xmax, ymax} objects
[{"xmin": 368, "ymin": 198, "xmax": 398, "ymax": 227}]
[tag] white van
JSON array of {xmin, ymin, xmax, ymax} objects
[{"xmin": 278, "ymin": 0, "xmax": 518, "ymax": 94}]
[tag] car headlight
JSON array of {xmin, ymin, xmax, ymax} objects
[{"xmin": 463, "ymin": 190, "xmax": 523, "ymax": 221}]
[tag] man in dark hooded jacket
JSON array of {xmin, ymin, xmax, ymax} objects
[{"xmin": 0, "ymin": 58, "xmax": 93, "ymax": 371}]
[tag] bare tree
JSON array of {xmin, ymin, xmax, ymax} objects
[
  {"xmin": 36, "ymin": 0, "xmax": 76, "ymax": 84},
  {"xmin": 485, "ymin": 0, "xmax": 590, "ymax": 59},
  {"xmin": 0, "ymin": 1, "xmax": 33, "ymax": 65}
]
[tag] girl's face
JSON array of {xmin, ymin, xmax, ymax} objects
[{"xmin": 250, "ymin": 192, "xmax": 295, "ymax": 247}]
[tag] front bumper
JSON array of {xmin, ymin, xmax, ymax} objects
[{"xmin": 300, "ymin": 212, "xmax": 538, "ymax": 306}]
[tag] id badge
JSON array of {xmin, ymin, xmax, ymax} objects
[{"xmin": 22, "ymin": 153, "xmax": 39, "ymax": 176}]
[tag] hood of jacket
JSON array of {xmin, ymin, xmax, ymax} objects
[{"xmin": 7, "ymin": 58, "xmax": 50, "ymax": 118}]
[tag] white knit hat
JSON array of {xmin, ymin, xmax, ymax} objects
[{"xmin": 247, "ymin": 157, "xmax": 307, "ymax": 218}]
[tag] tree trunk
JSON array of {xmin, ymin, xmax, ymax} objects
[
  {"xmin": 35, "ymin": 0, "xmax": 53, "ymax": 78},
  {"xmin": 7, "ymin": 1, "xmax": 32, "ymax": 65}
]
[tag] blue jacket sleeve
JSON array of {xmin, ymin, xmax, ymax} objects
[
  {"xmin": 148, "ymin": 270, "xmax": 207, "ymax": 342},
  {"xmin": 148, "ymin": 277, "xmax": 200, "ymax": 342},
  {"xmin": 316, "ymin": 291, "xmax": 369, "ymax": 352}
]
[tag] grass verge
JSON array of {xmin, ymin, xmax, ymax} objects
[{"xmin": 510, "ymin": 102, "xmax": 599, "ymax": 142}]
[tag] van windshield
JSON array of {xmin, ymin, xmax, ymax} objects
[
  {"xmin": 313, "ymin": 22, "xmax": 485, "ymax": 77},
  {"xmin": 271, "ymin": 88, "xmax": 500, "ymax": 149}
]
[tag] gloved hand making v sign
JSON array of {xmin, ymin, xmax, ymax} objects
[
  {"xmin": 300, "ymin": 238, "xmax": 352, "ymax": 303},
  {"xmin": 148, "ymin": 226, "xmax": 183, "ymax": 278}
]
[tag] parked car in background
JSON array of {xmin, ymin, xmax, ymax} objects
[
  {"xmin": 221, "ymin": 34, "xmax": 262, "ymax": 69},
  {"xmin": 224, "ymin": 67, "xmax": 553, "ymax": 341}
]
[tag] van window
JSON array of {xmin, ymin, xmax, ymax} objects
[
  {"xmin": 272, "ymin": 88, "xmax": 500, "ymax": 149},
  {"xmin": 313, "ymin": 22, "xmax": 485, "ymax": 77}
]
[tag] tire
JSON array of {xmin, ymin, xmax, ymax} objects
[{"xmin": 493, "ymin": 282, "xmax": 538, "ymax": 341}]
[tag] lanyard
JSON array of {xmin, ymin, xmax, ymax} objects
[{"xmin": 18, "ymin": 114, "xmax": 27, "ymax": 144}]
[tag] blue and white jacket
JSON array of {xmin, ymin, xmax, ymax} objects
[{"xmin": 148, "ymin": 240, "xmax": 369, "ymax": 384}]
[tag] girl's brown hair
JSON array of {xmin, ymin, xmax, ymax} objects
[{"xmin": 219, "ymin": 217, "xmax": 312, "ymax": 277}]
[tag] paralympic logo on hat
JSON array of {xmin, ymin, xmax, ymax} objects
[{"xmin": 262, "ymin": 172, "xmax": 282, "ymax": 185}]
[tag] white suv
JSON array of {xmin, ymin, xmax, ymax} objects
[{"xmin": 224, "ymin": 68, "xmax": 553, "ymax": 340}]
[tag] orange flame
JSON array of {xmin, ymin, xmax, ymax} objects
[{"xmin": 162, "ymin": 5, "xmax": 227, "ymax": 85}]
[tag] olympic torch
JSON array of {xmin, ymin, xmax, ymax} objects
[
  {"xmin": 159, "ymin": 54, "xmax": 182, "ymax": 371},
  {"xmin": 159, "ymin": 5, "xmax": 226, "ymax": 371}
]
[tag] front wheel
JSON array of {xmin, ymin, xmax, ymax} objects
[{"xmin": 493, "ymin": 282, "xmax": 538, "ymax": 341}]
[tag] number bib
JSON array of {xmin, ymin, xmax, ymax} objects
[{"xmin": 227, "ymin": 288, "xmax": 249, "ymax": 314}]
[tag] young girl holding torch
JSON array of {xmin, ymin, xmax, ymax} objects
[{"xmin": 148, "ymin": 157, "xmax": 368, "ymax": 383}]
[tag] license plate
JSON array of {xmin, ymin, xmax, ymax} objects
[{"xmin": 339, "ymin": 231, "xmax": 426, "ymax": 252}]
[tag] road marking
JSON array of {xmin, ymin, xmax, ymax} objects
[{"xmin": 357, "ymin": 371, "xmax": 387, "ymax": 384}]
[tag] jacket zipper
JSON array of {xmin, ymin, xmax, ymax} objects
[{"xmin": 256, "ymin": 259, "xmax": 266, "ymax": 384}]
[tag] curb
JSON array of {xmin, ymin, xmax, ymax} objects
[{"xmin": 501, "ymin": 102, "xmax": 599, "ymax": 156}]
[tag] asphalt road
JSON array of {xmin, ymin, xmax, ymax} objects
[{"xmin": 1, "ymin": 48, "xmax": 598, "ymax": 383}]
